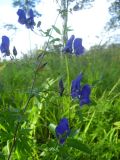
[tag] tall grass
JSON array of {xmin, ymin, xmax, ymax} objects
[{"xmin": 0, "ymin": 46, "xmax": 120, "ymax": 159}]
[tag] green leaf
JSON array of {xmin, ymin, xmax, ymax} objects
[
  {"xmin": 52, "ymin": 25, "xmax": 61, "ymax": 35},
  {"xmin": 66, "ymin": 28, "xmax": 73, "ymax": 32},
  {"xmin": 0, "ymin": 124, "xmax": 7, "ymax": 132},
  {"xmin": 50, "ymin": 38, "xmax": 61, "ymax": 43},
  {"xmin": 67, "ymin": 138, "xmax": 91, "ymax": 154},
  {"xmin": 114, "ymin": 121, "xmax": 120, "ymax": 129}
]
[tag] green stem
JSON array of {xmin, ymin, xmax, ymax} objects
[
  {"xmin": 65, "ymin": 55, "xmax": 71, "ymax": 121},
  {"xmin": 28, "ymin": 30, "xmax": 32, "ymax": 54},
  {"xmin": 65, "ymin": 55, "xmax": 70, "ymax": 92},
  {"xmin": 61, "ymin": 0, "xmax": 69, "ymax": 46}
]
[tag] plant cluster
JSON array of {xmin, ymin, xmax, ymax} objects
[{"xmin": 0, "ymin": 3, "xmax": 120, "ymax": 160}]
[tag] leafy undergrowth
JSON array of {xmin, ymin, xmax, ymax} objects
[{"xmin": 0, "ymin": 47, "xmax": 120, "ymax": 160}]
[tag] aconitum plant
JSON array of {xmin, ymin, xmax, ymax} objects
[
  {"xmin": 71, "ymin": 73, "xmax": 91, "ymax": 106},
  {"xmin": 63, "ymin": 35, "xmax": 84, "ymax": 55},
  {"xmin": 17, "ymin": 9, "xmax": 35, "ymax": 30},
  {"xmin": 62, "ymin": 35, "xmax": 75, "ymax": 53},
  {"xmin": 17, "ymin": 9, "xmax": 26, "ymax": 25},
  {"xmin": 74, "ymin": 38, "xmax": 84, "ymax": 55},
  {"xmin": 55, "ymin": 118, "xmax": 70, "ymax": 144},
  {"xmin": 80, "ymin": 84, "xmax": 91, "ymax": 106}
]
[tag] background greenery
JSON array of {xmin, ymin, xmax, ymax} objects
[{"xmin": 0, "ymin": 44, "xmax": 120, "ymax": 159}]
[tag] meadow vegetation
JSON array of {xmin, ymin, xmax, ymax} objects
[{"xmin": 0, "ymin": 45, "xmax": 120, "ymax": 159}]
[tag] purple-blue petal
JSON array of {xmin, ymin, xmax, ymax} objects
[
  {"xmin": 74, "ymin": 38, "xmax": 84, "ymax": 55},
  {"xmin": 80, "ymin": 84, "xmax": 91, "ymax": 106},
  {"xmin": 75, "ymin": 73, "xmax": 82, "ymax": 89},
  {"xmin": 80, "ymin": 98, "xmax": 90, "ymax": 106},
  {"xmin": 0, "ymin": 36, "xmax": 10, "ymax": 54},
  {"xmin": 17, "ymin": 9, "xmax": 26, "ymax": 25},
  {"xmin": 28, "ymin": 9, "xmax": 34, "ymax": 18},
  {"xmin": 63, "ymin": 35, "xmax": 75, "ymax": 53},
  {"xmin": 55, "ymin": 118, "xmax": 70, "ymax": 144},
  {"xmin": 71, "ymin": 80, "xmax": 81, "ymax": 98},
  {"xmin": 26, "ymin": 9, "xmax": 35, "ymax": 29},
  {"xmin": 71, "ymin": 73, "xmax": 82, "ymax": 98},
  {"xmin": 26, "ymin": 17, "xmax": 35, "ymax": 29}
]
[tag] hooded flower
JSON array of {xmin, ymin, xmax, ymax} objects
[
  {"xmin": 25, "ymin": 9, "xmax": 35, "ymax": 29},
  {"xmin": 63, "ymin": 35, "xmax": 75, "ymax": 53},
  {"xmin": 17, "ymin": 9, "xmax": 35, "ymax": 29},
  {"xmin": 80, "ymin": 84, "xmax": 91, "ymax": 106},
  {"xmin": 71, "ymin": 73, "xmax": 82, "ymax": 99},
  {"xmin": 0, "ymin": 36, "xmax": 10, "ymax": 56},
  {"xmin": 17, "ymin": 9, "xmax": 26, "ymax": 25},
  {"xmin": 74, "ymin": 38, "xmax": 84, "ymax": 55},
  {"xmin": 62, "ymin": 35, "xmax": 85, "ymax": 55},
  {"xmin": 71, "ymin": 74, "xmax": 91, "ymax": 106},
  {"xmin": 56, "ymin": 118, "xmax": 70, "ymax": 144}
]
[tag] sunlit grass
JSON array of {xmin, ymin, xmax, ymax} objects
[{"xmin": 0, "ymin": 46, "xmax": 120, "ymax": 159}]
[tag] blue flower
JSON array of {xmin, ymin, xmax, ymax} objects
[
  {"xmin": 80, "ymin": 84, "xmax": 91, "ymax": 106},
  {"xmin": 26, "ymin": 9, "xmax": 35, "ymax": 29},
  {"xmin": 0, "ymin": 36, "xmax": 10, "ymax": 56},
  {"xmin": 63, "ymin": 35, "xmax": 75, "ymax": 53},
  {"xmin": 17, "ymin": 9, "xmax": 26, "ymax": 25},
  {"xmin": 56, "ymin": 118, "xmax": 70, "ymax": 144},
  {"xmin": 17, "ymin": 9, "xmax": 35, "ymax": 29},
  {"xmin": 71, "ymin": 74, "xmax": 91, "ymax": 106},
  {"xmin": 74, "ymin": 38, "xmax": 84, "ymax": 55},
  {"xmin": 62, "ymin": 35, "xmax": 85, "ymax": 55},
  {"xmin": 71, "ymin": 73, "xmax": 82, "ymax": 99}
]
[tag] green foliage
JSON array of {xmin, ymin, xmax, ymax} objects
[
  {"xmin": 67, "ymin": 138, "xmax": 91, "ymax": 153},
  {"xmin": 52, "ymin": 26, "xmax": 62, "ymax": 35},
  {"xmin": 0, "ymin": 46, "xmax": 120, "ymax": 159},
  {"xmin": 107, "ymin": 0, "xmax": 120, "ymax": 29}
]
